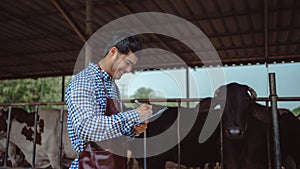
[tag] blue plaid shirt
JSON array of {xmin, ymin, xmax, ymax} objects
[{"xmin": 65, "ymin": 62, "xmax": 140, "ymax": 169}]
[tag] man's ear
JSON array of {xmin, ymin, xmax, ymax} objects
[{"xmin": 107, "ymin": 47, "xmax": 119, "ymax": 60}]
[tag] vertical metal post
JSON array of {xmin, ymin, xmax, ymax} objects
[
  {"xmin": 186, "ymin": 67, "xmax": 190, "ymax": 108},
  {"xmin": 143, "ymin": 131, "xmax": 147, "ymax": 169},
  {"xmin": 59, "ymin": 75, "xmax": 66, "ymax": 168},
  {"xmin": 268, "ymin": 73, "xmax": 281, "ymax": 169},
  {"xmin": 85, "ymin": 0, "xmax": 93, "ymax": 67},
  {"xmin": 61, "ymin": 76, "xmax": 65, "ymax": 102},
  {"xmin": 264, "ymin": 0, "xmax": 269, "ymax": 66},
  {"xmin": 59, "ymin": 107, "xmax": 64, "ymax": 169},
  {"xmin": 32, "ymin": 105, "xmax": 39, "ymax": 168},
  {"xmin": 265, "ymin": 100, "xmax": 272, "ymax": 169},
  {"xmin": 220, "ymin": 118, "xmax": 224, "ymax": 169},
  {"xmin": 4, "ymin": 106, "xmax": 12, "ymax": 167},
  {"xmin": 86, "ymin": 0, "xmax": 93, "ymax": 37},
  {"xmin": 177, "ymin": 104, "xmax": 181, "ymax": 169}
]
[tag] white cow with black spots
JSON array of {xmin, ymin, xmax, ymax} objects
[{"xmin": 0, "ymin": 108, "xmax": 76, "ymax": 168}]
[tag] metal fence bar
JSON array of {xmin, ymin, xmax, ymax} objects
[
  {"xmin": 122, "ymin": 97, "xmax": 300, "ymax": 103},
  {"xmin": 268, "ymin": 73, "xmax": 281, "ymax": 169},
  {"xmin": 1, "ymin": 96, "xmax": 300, "ymax": 107},
  {"xmin": 59, "ymin": 107, "xmax": 64, "ymax": 169},
  {"xmin": 265, "ymin": 100, "xmax": 272, "ymax": 169},
  {"xmin": 32, "ymin": 105, "xmax": 39, "ymax": 168},
  {"xmin": 177, "ymin": 100, "xmax": 181, "ymax": 169},
  {"xmin": 143, "ymin": 131, "xmax": 147, "ymax": 169},
  {"xmin": 0, "ymin": 102, "xmax": 66, "ymax": 106},
  {"xmin": 220, "ymin": 117, "xmax": 224, "ymax": 169},
  {"xmin": 4, "ymin": 106, "xmax": 12, "ymax": 168}
]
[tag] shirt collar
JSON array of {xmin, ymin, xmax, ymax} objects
[{"xmin": 89, "ymin": 62, "xmax": 112, "ymax": 81}]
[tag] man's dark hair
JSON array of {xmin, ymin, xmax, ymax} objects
[{"xmin": 104, "ymin": 32, "xmax": 142, "ymax": 56}]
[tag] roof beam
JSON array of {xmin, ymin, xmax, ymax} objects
[
  {"xmin": 185, "ymin": 54, "xmax": 300, "ymax": 66},
  {"xmin": 132, "ymin": 54, "xmax": 300, "ymax": 70},
  {"xmin": 50, "ymin": 0, "xmax": 86, "ymax": 43},
  {"xmin": 2, "ymin": 39, "xmax": 297, "ymax": 60},
  {"xmin": 0, "ymin": 71, "xmax": 74, "ymax": 80},
  {"xmin": 0, "ymin": 49, "xmax": 79, "ymax": 59},
  {"xmin": 173, "ymin": 41, "xmax": 300, "ymax": 54},
  {"xmin": 0, "ymin": 67, "xmax": 19, "ymax": 77},
  {"xmin": 2, "ymin": 26, "xmax": 300, "ymax": 45}
]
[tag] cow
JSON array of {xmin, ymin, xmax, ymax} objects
[
  {"xmin": 213, "ymin": 82, "xmax": 300, "ymax": 169},
  {"xmin": 0, "ymin": 108, "xmax": 77, "ymax": 168},
  {"xmin": 0, "ymin": 139, "xmax": 26, "ymax": 167},
  {"xmin": 128, "ymin": 98, "xmax": 220, "ymax": 169}
]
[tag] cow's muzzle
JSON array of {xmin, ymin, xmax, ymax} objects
[{"xmin": 225, "ymin": 127, "xmax": 245, "ymax": 139}]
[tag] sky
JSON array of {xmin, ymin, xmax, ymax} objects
[{"xmin": 116, "ymin": 62, "xmax": 300, "ymax": 111}]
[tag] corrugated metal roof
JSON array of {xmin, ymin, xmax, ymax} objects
[{"xmin": 0, "ymin": 0, "xmax": 299, "ymax": 79}]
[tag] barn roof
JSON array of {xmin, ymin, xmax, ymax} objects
[{"xmin": 0, "ymin": 0, "xmax": 299, "ymax": 79}]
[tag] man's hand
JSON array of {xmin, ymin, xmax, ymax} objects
[
  {"xmin": 133, "ymin": 123, "xmax": 148, "ymax": 134},
  {"xmin": 133, "ymin": 103, "xmax": 151, "ymax": 135},
  {"xmin": 135, "ymin": 103, "xmax": 152, "ymax": 122}
]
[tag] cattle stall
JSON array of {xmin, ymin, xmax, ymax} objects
[{"xmin": 1, "ymin": 89, "xmax": 299, "ymax": 169}]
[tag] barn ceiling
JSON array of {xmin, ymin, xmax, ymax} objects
[{"xmin": 0, "ymin": 0, "xmax": 299, "ymax": 79}]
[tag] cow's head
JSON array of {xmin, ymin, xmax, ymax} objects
[{"xmin": 214, "ymin": 83, "xmax": 257, "ymax": 139}]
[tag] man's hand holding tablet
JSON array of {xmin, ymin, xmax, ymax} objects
[{"xmin": 135, "ymin": 100, "xmax": 169, "ymax": 124}]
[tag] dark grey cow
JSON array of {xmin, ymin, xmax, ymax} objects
[{"xmin": 213, "ymin": 82, "xmax": 300, "ymax": 169}]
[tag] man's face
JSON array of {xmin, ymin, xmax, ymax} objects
[{"xmin": 112, "ymin": 51, "xmax": 138, "ymax": 79}]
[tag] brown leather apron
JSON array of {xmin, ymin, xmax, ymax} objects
[{"xmin": 78, "ymin": 68, "xmax": 127, "ymax": 169}]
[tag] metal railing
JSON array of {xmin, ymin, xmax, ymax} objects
[{"xmin": 0, "ymin": 96, "xmax": 299, "ymax": 169}]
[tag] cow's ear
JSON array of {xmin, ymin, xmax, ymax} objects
[
  {"xmin": 214, "ymin": 85, "xmax": 226, "ymax": 101},
  {"xmin": 251, "ymin": 103, "xmax": 271, "ymax": 124},
  {"xmin": 246, "ymin": 86, "xmax": 257, "ymax": 99}
]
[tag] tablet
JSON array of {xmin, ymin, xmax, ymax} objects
[{"xmin": 138, "ymin": 107, "xmax": 168, "ymax": 124}]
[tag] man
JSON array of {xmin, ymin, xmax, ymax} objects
[{"xmin": 65, "ymin": 32, "xmax": 152, "ymax": 169}]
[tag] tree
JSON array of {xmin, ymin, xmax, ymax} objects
[
  {"xmin": 0, "ymin": 76, "xmax": 72, "ymax": 111},
  {"xmin": 130, "ymin": 87, "xmax": 156, "ymax": 99},
  {"xmin": 129, "ymin": 87, "xmax": 179, "ymax": 107},
  {"xmin": 292, "ymin": 106, "xmax": 300, "ymax": 117}
]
